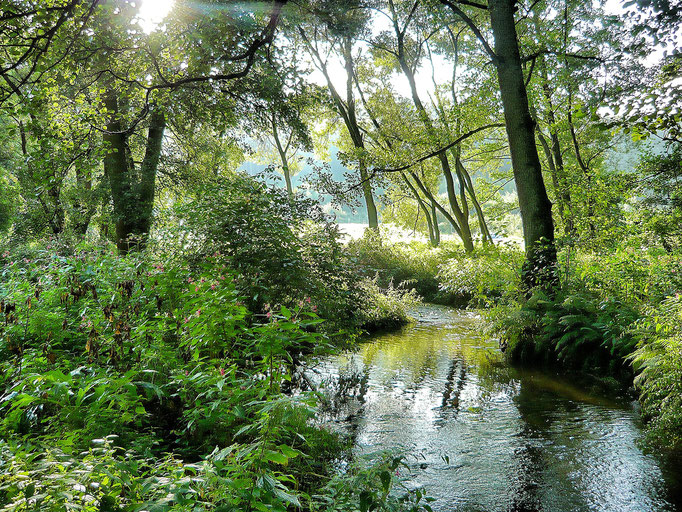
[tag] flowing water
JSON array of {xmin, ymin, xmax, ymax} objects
[{"xmin": 312, "ymin": 305, "xmax": 682, "ymax": 512}]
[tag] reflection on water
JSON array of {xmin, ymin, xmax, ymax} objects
[{"xmin": 312, "ymin": 305, "xmax": 682, "ymax": 512}]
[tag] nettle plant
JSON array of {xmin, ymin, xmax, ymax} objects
[
  {"xmin": 0, "ymin": 247, "xmax": 321, "ymax": 438},
  {"xmin": 0, "ymin": 246, "xmax": 346, "ymax": 511},
  {"xmin": 0, "ymin": 249, "xmax": 243, "ymax": 367}
]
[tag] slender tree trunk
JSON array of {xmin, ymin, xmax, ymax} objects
[
  {"xmin": 359, "ymin": 159, "xmax": 379, "ymax": 229},
  {"xmin": 72, "ymin": 164, "xmax": 93, "ymax": 236},
  {"xmin": 536, "ymin": 54, "xmax": 575, "ymax": 236},
  {"xmin": 489, "ymin": 0, "xmax": 556, "ymax": 288},
  {"xmin": 342, "ymin": 37, "xmax": 379, "ymax": 229},
  {"xmin": 457, "ymin": 159, "xmax": 493, "ymax": 244},
  {"xmin": 389, "ymin": 2, "xmax": 473, "ymax": 251},
  {"xmin": 18, "ymin": 120, "xmax": 65, "ymax": 235},
  {"xmin": 300, "ymin": 30, "xmax": 378, "ymax": 229},
  {"xmin": 410, "ymin": 170, "xmax": 463, "ymax": 239},
  {"xmin": 430, "ymin": 199, "xmax": 441, "ymax": 245},
  {"xmin": 566, "ymin": 94, "xmax": 595, "ymax": 238},
  {"xmin": 138, "ymin": 106, "xmax": 165, "ymax": 237},
  {"xmin": 403, "ymin": 172, "xmax": 438, "ymax": 246},
  {"xmin": 271, "ymin": 115, "xmax": 293, "ymax": 197}
]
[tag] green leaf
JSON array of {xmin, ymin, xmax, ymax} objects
[
  {"xmin": 380, "ymin": 470, "xmax": 391, "ymax": 494},
  {"xmin": 264, "ymin": 450, "xmax": 288, "ymax": 465}
]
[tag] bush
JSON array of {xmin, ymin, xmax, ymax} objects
[
  {"xmin": 163, "ymin": 174, "xmax": 360, "ymax": 328},
  {"xmin": 0, "ymin": 243, "xmax": 344, "ymax": 511},
  {"xmin": 568, "ymin": 247, "xmax": 682, "ymax": 305},
  {"xmin": 158, "ymin": 174, "xmax": 419, "ymax": 332},
  {"xmin": 488, "ymin": 289, "xmax": 639, "ymax": 378},
  {"xmin": 355, "ymin": 277, "xmax": 420, "ymax": 331},
  {"xmin": 631, "ymin": 295, "xmax": 682, "ymax": 450},
  {"xmin": 437, "ymin": 244, "xmax": 524, "ymax": 305},
  {"xmin": 347, "ymin": 231, "xmax": 450, "ymax": 303},
  {"xmin": 0, "ymin": 236, "xmax": 428, "ymax": 511}
]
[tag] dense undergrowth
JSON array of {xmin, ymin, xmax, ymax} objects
[
  {"xmin": 347, "ymin": 232, "xmax": 522, "ymax": 307},
  {"xmin": 0, "ymin": 176, "xmax": 428, "ymax": 512}
]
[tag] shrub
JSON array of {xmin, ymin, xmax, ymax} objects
[
  {"xmin": 347, "ymin": 230, "xmax": 449, "ymax": 303},
  {"xmin": 164, "ymin": 173, "xmax": 359, "ymax": 326},
  {"xmin": 568, "ymin": 247, "xmax": 682, "ymax": 305},
  {"xmin": 631, "ymin": 295, "xmax": 682, "ymax": 450},
  {"xmin": 437, "ymin": 244, "xmax": 524, "ymax": 305},
  {"xmin": 355, "ymin": 277, "xmax": 420, "ymax": 331},
  {"xmin": 0, "ymin": 241, "xmax": 427, "ymax": 511},
  {"xmin": 488, "ymin": 289, "xmax": 639, "ymax": 377}
]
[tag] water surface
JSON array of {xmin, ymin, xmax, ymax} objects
[{"xmin": 312, "ymin": 305, "xmax": 682, "ymax": 512}]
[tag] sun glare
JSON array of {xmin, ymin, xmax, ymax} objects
[{"xmin": 138, "ymin": 0, "xmax": 175, "ymax": 32}]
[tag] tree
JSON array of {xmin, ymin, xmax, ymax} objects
[
  {"xmin": 441, "ymin": 0, "xmax": 556, "ymax": 286},
  {"xmin": 85, "ymin": 0, "xmax": 289, "ymax": 251},
  {"xmin": 103, "ymin": 91, "xmax": 166, "ymax": 253},
  {"xmin": 250, "ymin": 50, "xmax": 317, "ymax": 197},
  {"xmin": 298, "ymin": 3, "xmax": 380, "ymax": 229},
  {"xmin": 0, "ymin": 0, "xmax": 99, "ymax": 105}
]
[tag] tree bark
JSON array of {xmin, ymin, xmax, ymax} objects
[
  {"xmin": 138, "ymin": 106, "xmax": 165, "ymax": 237},
  {"xmin": 72, "ymin": 164, "xmax": 93, "ymax": 236},
  {"xmin": 342, "ymin": 37, "xmax": 379, "ymax": 229},
  {"xmin": 271, "ymin": 115, "xmax": 294, "ymax": 196},
  {"xmin": 488, "ymin": 0, "xmax": 556, "ymax": 288},
  {"xmin": 103, "ymin": 90, "xmax": 165, "ymax": 254},
  {"xmin": 536, "ymin": 53, "xmax": 574, "ymax": 236},
  {"xmin": 403, "ymin": 172, "xmax": 439, "ymax": 246},
  {"xmin": 456, "ymin": 158, "xmax": 493, "ymax": 244},
  {"xmin": 430, "ymin": 198, "xmax": 441, "ymax": 245}
]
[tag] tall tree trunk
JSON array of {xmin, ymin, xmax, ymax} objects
[
  {"xmin": 72, "ymin": 164, "xmax": 93, "ymax": 236},
  {"xmin": 103, "ymin": 91, "xmax": 134, "ymax": 253},
  {"xmin": 430, "ymin": 199, "xmax": 441, "ymax": 246},
  {"xmin": 410, "ymin": 170, "xmax": 463, "ymax": 240},
  {"xmin": 389, "ymin": 1, "xmax": 474, "ymax": 251},
  {"xmin": 342, "ymin": 37, "xmax": 379, "ymax": 229},
  {"xmin": 300, "ymin": 30, "xmax": 378, "ymax": 229},
  {"xmin": 456, "ymin": 158, "xmax": 493, "ymax": 244},
  {"xmin": 103, "ymin": 91, "xmax": 165, "ymax": 254},
  {"xmin": 400, "ymin": 66, "xmax": 473, "ymax": 249},
  {"xmin": 536, "ymin": 53, "xmax": 575, "ymax": 236},
  {"xmin": 138, "ymin": 106, "xmax": 165, "ymax": 237},
  {"xmin": 489, "ymin": 0, "xmax": 556, "ymax": 288}
]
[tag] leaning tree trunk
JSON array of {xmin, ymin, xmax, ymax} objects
[
  {"xmin": 489, "ymin": 0, "xmax": 556, "ymax": 288},
  {"xmin": 138, "ymin": 107, "xmax": 165, "ymax": 238},
  {"xmin": 403, "ymin": 172, "xmax": 439, "ymax": 246},
  {"xmin": 71, "ymin": 164, "xmax": 95, "ymax": 236}
]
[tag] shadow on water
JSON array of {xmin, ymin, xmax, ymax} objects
[{"xmin": 311, "ymin": 305, "xmax": 682, "ymax": 512}]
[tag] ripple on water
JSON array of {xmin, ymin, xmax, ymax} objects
[{"xmin": 313, "ymin": 305, "xmax": 682, "ymax": 512}]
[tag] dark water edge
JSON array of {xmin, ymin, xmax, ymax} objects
[{"xmin": 311, "ymin": 304, "xmax": 682, "ymax": 512}]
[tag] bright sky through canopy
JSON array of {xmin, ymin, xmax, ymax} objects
[{"xmin": 138, "ymin": 0, "xmax": 175, "ymax": 32}]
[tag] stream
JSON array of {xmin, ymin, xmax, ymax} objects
[{"xmin": 312, "ymin": 305, "xmax": 682, "ymax": 512}]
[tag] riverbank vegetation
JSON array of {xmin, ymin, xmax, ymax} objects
[{"xmin": 1, "ymin": 0, "xmax": 681, "ymax": 509}]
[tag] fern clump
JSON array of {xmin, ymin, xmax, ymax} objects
[{"xmin": 631, "ymin": 296, "xmax": 682, "ymax": 450}]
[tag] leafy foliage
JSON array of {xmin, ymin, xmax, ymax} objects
[
  {"xmin": 165, "ymin": 174, "xmax": 359, "ymax": 325},
  {"xmin": 0, "ymin": 242, "xmax": 385, "ymax": 511},
  {"xmin": 437, "ymin": 245, "xmax": 524, "ymax": 305},
  {"xmin": 631, "ymin": 295, "xmax": 682, "ymax": 450}
]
